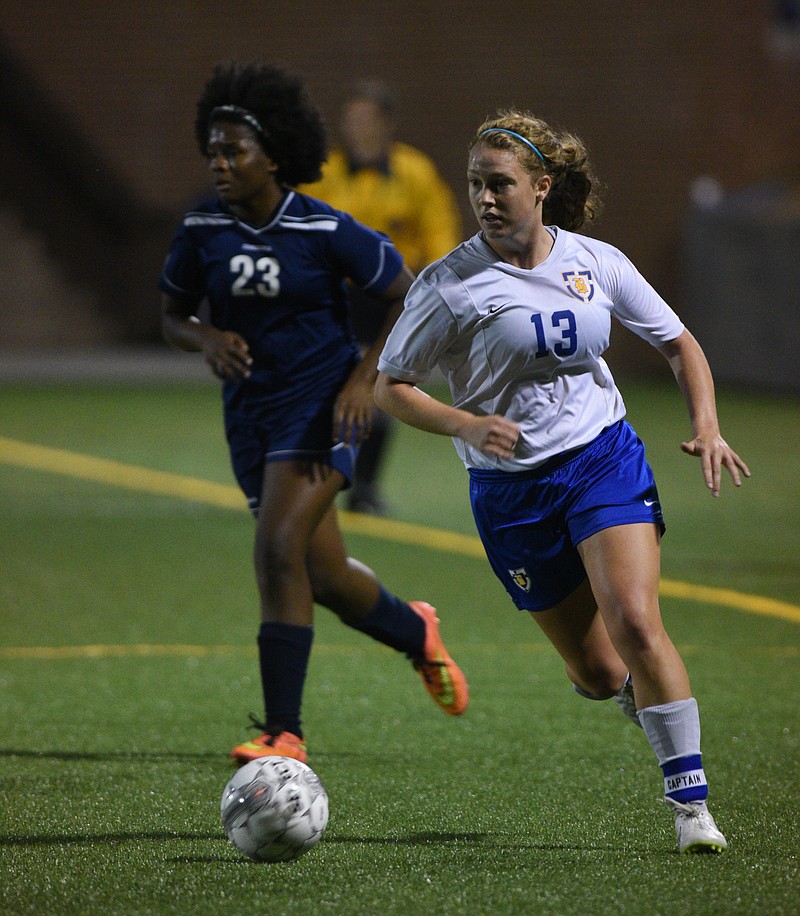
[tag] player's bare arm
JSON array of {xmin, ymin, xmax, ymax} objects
[
  {"xmin": 161, "ymin": 292, "xmax": 252, "ymax": 381},
  {"xmin": 658, "ymin": 329, "xmax": 750, "ymax": 496},
  {"xmin": 332, "ymin": 266, "xmax": 414, "ymax": 445},
  {"xmin": 375, "ymin": 374, "xmax": 520, "ymax": 459}
]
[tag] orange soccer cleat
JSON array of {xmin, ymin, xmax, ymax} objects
[
  {"xmin": 408, "ymin": 601, "xmax": 469, "ymax": 716},
  {"xmin": 230, "ymin": 729, "xmax": 308, "ymax": 765}
]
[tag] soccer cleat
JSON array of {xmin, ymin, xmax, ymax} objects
[
  {"xmin": 230, "ymin": 730, "xmax": 308, "ymax": 765},
  {"xmin": 408, "ymin": 601, "xmax": 469, "ymax": 716},
  {"xmin": 662, "ymin": 797, "xmax": 728, "ymax": 853},
  {"xmin": 613, "ymin": 674, "xmax": 643, "ymax": 727}
]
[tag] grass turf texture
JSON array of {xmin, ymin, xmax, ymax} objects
[{"xmin": 0, "ymin": 377, "xmax": 798, "ymax": 914}]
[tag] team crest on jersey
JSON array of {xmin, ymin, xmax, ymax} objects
[
  {"xmin": 509, "ymin": 567, "xmax": 532, "ymax": 592},
  {"xmin": 562, "ymin": 270, "xmax": 595, "ymax": 302}
]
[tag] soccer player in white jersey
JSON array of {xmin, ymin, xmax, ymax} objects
[
  {"xmin": 160, "ymin": 63, "xmax": 468, "ymax": 767},
  {"xmin": 376, "ymin": 110, "xmax": 750, "ymax": 853}
]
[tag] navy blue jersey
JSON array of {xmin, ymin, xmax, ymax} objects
[{"xmin": 159, "ymin": 191, "xmax": 403, "ymax": 412}]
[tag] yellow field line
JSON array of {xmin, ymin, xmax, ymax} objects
[
  {"xmin": 2, "ymin": 435, "xmax": 799, "ymax": 625},
  {"xmin": 1, "ymin": 642, "xmax": 796, "ymax": 662},
  {"xmin": 658, "ymin": 580, "xmax": 800, "ymax": 624},
  {"xmin": 0, "ymin": 643, "xmax": 250, "ymax": 660},
  {"xmin": 0, "ymin": 436, "xmax": 245, "ymax": 510}
]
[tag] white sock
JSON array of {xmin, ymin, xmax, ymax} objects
[
  {"xmin": 638, "ymin": 698, "xmax": 701, "ymax": 763},
  {"xmin": 638, "ymin": 698, "xmax": 708, "ymax": 802}
]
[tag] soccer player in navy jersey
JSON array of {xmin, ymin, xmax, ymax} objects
[
  {"xmin": 376, "ymin": 110, "xmax": 750, "ymax": 853},
  {"xmin": 160, "ymin": 62, "xmax": 468, "ymax": 765}
]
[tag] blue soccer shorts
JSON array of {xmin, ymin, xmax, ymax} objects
[
  {"xmin": 468, "ymin": 420, "xmax": 665, "ymax": 612},
  {"xmin": 225, "ymin": 391, "xmax": 357, "ymax": 516}
]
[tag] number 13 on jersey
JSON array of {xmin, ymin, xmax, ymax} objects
[{"xmin": 530, "ymin": 310, "xmax": 577, "ymax": 358}]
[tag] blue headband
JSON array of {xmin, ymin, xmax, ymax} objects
[
  {"xmin": 479, "ymin": 128, "xmax": 547, "ymax": 166},
  {"xmin": 210, "ymin": 105, "xmax": 269, "ymax": 142}
]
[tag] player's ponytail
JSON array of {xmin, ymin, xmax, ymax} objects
[{"xmin": 543, "ymin": 127, "xmax": 602, "ymax": 231}]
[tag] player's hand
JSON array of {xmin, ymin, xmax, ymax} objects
[
  {"xmin": 680, "ymin": 433, "xmax": 751, "ymax": 497},
  {"xmin": 333, "ymin": 377, "xmax": 375, "ymax": 446},
  {"xmin": 202, "ymin": 330, "xmax": 252, "ymax": 381},
  {"xmin": 459, "ymin": 414, "xmax": 520, "ymax": 459}
]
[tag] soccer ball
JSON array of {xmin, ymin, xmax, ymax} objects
[{"xmin": 220, "ymin": 757, "xmax": 329, "ymax": 862}]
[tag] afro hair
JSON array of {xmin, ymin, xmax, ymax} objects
[{"xmin": 195, "ymin": 62, "xmax": 328, "ymax": 187}]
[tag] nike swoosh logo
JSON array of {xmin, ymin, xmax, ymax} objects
[
  {"xmin": 644, "ymin": 499, "xmax": 657, "ymax": 506},
  {"xmin": 488, "ymin": 304, "xmax": 504, "ymax": 314}
]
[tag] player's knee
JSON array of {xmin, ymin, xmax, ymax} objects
[
  {"xmin": 306, "ymin": 561, "xmax": 348, "ymax": 611},
  {"xmin": 567, "ymin": 662, "xmax": 626, "ymax": 700},
  {"xmin": 254, "ymin": 536, "xmax": 303, "ymax": 597},
  {"xmin": 611, "ymin": 614, "xmax": 669, "ymax": 660}
]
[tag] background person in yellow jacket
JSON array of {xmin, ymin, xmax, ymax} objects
[{"xmin": 304, "ymin": 80, "xmax": 462, "ymax": 514}]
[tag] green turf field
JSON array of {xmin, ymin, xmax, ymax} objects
[{"xmin": 1, "ymin": 376, "xmax": 798, "ymax": 914}]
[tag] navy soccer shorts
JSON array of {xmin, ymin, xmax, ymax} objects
[
  {"xmin": 225, "ymin": 392, "xmax": 357, "ymax": 516},
  {"xmin": 468, "ymin": 420, "xmax": 665, "ymax": 612}
]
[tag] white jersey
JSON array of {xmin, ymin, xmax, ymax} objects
[{"xmin": 378, "ymin": 227, "xmax": 684, "ymax": 471}]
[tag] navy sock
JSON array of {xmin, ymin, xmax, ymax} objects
[
  {"xmin": 346, "ymin": 586, "xmax": 425, "ymax": 655},
  {"xmin": 257, "ymin": 621, "xmax": 313, "ymax": 738}
]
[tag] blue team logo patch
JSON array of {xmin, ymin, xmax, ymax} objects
[
  {"xmin": 562, "ymin": 270, "xmax": 595, "ymax": 301},
  {"xmin": 509, "ymin": 567, "xmax": 532, "ymax": 592}
]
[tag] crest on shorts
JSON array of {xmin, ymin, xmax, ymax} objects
[
  {"xmin": 562, "ymin": 270, "xmax": 595, "ymax": 302},
  {"xmin": 509, "ymin": 567, "xmax": 532, "ymax": 592}
]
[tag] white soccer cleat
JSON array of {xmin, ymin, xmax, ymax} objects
[
  {"xmin": 613, "ymin": 675, "xmax": 642, "ymax": 727},
  {"xmin": 663, "ymin": 797, "xmax": 728, "ymax": 854}
]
